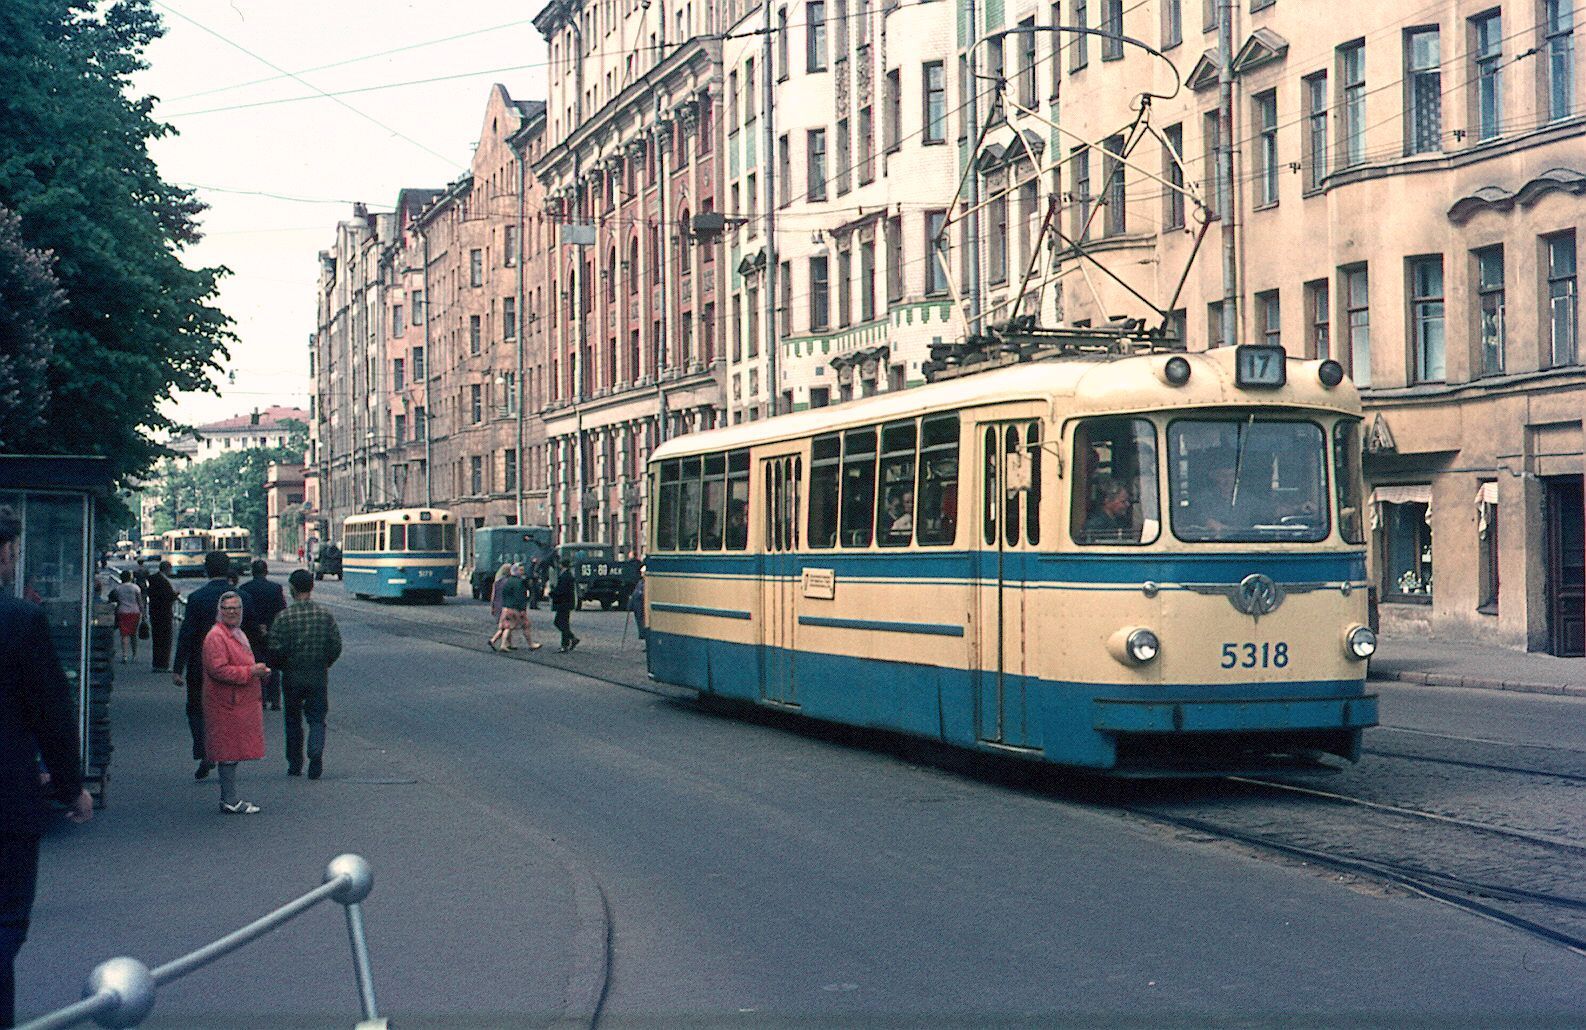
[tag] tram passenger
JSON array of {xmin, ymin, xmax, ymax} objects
[
  {"xmin": 882, "ymin": 487, "xmax": 914, "ymax": 543},
  {"xmin": 1081, "ymin": 476, "xmax": 1138, "ymax": 543}
]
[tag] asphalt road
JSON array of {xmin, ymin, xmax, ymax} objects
[{"xmin": 19, "ymin": 577, "xmax": 1586, "ymax": 1026}]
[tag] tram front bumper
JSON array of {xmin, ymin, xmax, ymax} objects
[{"xmin": 1091, "ymin": 692, "xmax": 1379, "ymax": 734}]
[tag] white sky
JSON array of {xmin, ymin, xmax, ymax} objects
[{"xmin": 137, "ymin": 0, "xmax": 549, "ymax": 432}]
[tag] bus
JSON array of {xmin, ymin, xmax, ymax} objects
[
  {"xmin": 341, "ymin": 508, "xmax": 459, "ymax": 601},
  {"xmin": 644, "ymin": 345, "xmax": 1378, "ymax": 775},
  {"xmin": 161, "ymin": 528, "xmax": 212, "ymax": 577},
  {"xmin": 210, "ymin": 526, "xmax": 252, "ymax": 575}
]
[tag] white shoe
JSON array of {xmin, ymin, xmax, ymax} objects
[{"xmin": 220, "ymin": 800, "xmax": 261, "ymax": 814}]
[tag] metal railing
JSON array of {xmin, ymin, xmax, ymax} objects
[{"xmin": 21, "ymin": 854, "xmax": 385, "ymax": 1030}]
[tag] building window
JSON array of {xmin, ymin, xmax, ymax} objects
[
  {"xmin": 394, "ymin": 413, "xmax": 406, "ymax": 444},
  {"xmin": 1545, "ymin": 0, "xmax": 1575, "ymax": 122},
  {"xmin": 836, "ymin": 118, "xmax": 852, "ymax": 195},
  {"xmin": 470, "ymin": 248, "xmax": 484, "ymax": 287},
  {"xmin": 1018, "ymin": 18, "xmax": 1038, "ymax": 106},
  {"xmin": 469, "ymin": 315, "xmax": 482, "ymax": 355},
  {"xmin": 1253, "ymin": 90, "xmax": 1278, "ymax": 207},
  {"xmin": 415, "ymin": 405, "xmax": 426, "ymax": 439},
  {"xmin": 393, "ymin": 357, "xmax": 405, "ymax": 391},
  {"xmin": 1163, "ymin": 123, "xmax": 1185, "ymax": 229},
  {"xmin": 1070, "ymin": 146, "xmax": 1091, "ymax": 241},
  {"xmin": 860, "ymin": 240, "xmax": 876, "ymax": 321},
  {"xmin": 1303, "ymin": 72, "xmax": 1328, "ymax": 191},
  {"xmin": 923, "ymin": 61, "xmax": 947, "ymax": 144},
  {"xmin": 392, "ymin": 304, "xmax": 405, "ymax": 335},
  {"xmin": 809, "ymin": 256, "xmax": 830, "ymax": 329},
  {"xmin": 1478, "ymin": 482, "xmax": 1499, "ymax": 613},
  {"xmin": 504, "ymin": 449, "xmax": 518, "ymax": 492},
  {"xmin": 777, "ymin": 6, "xmax": 789, "ymax": 77},
  {"xmin": 1409, "ymin": 256, "xmax": 1445, "ymax": 383},
  {"xmin": 807, "ymin": 0, "xmax": 827, "ymax": 71},
  {"xmin": 1202, "ymin": 110, "xmax": 1223, "ymax": 217},
  {"xmin": 780, "ymin": 261, "xmax": 793, "ymax": 335},
  {"xmin": 833, "ymin": 0, "xmax": 849, "ymax": 56},
  {"xmin": 1101, "ymin": 0, "xmax": 1123, "ymax": 60},
  {"xmin": 412, "ymin": 346, "xmax": 425, "ymax": 379},
  {"xmin": 504, "ymin": 296, "xmax": 517, "ymax": 339},
  {"xmin": 810, "ymin": 386, "xmax": 830, "ymax": 407},
  {"xmin": 836, "ymin": 246, "xmax": 852, "ymax": 326},
  {"xmin": 778, "ymin": 135, "xmax": 791, "ymax": 206},
  {"xmin": 884, "ymin": 69, "xmax": 901, "ymax": 152},
  {"xmin": 886, "ymin": 215, "xmax": 904, "ymax": 302},
  {"xmin": 470, "ymin": 455, "xmax": 483, "ymax": 495},
  {"xmin": 858, "ymin": 106, "xmax": 874, "ymax": 183},
  {"xmin": 1305, "ymin": 279, "xmax": 1330, "ymax": 360},
  {"xmin": 1071, "ymin": 0, "xmax": 1088, "ymax": 72},
  {"xmin": 1477, "ymin": 246, "xmax": 1505, "ymax": 375},
  {"xmin": 1404, "ymin": 28, "xmax": 1441, "ymax": 154},
  {"xmin": 987, "ymin": 187, "xmax": 1009, "ymax": 283},
  {"xmin": 747, "ymin": 283, "xmax": 761, "ymax": 357},
  {"xmin": 1547, "ymin": 231, "xmax": 1579, "ymax": 367},
  {"xmin": 470, "ymin": 383, "xmax": 483, "ymax": 424},
  {"xmin": 1101, "ymin": 135, "xmax": 1125, "ymax": 236},
  {"xmin": 1162, "ymin": 0, "xmax": 1181, "ymax": 49},
  {"xmin": 1207, "ymin": 301, "xmax": 1226, "ymax": 348},
  {"xmin": 925, "ymin": 209, "xmax": 949, "ymax": 296},
  {"xmin": 1343, "ymin": 264, "xmax": 1371, "ymax": 386},
  {"xmin": 411, "ymin": 292, "xmax": 424, "ymax": 325},
  {"xmin": 1257, "ymin": 290, "xmax": 1280, "ymax": 346},
  {"xmin": 807, "ymin": 129, "xmax": 827, "ymax": 200},
  {"xmin": 1383, "ymin": 500, "xmax": 1433, "ymax": 602},
  {"xmin": 504, "ymin": 224, "xmax": 518, "ymax": 267},
  {"xmin": 1016, "ymin": 178, "xmax": 1037, "ymax": 278},
  {"xmin": 1337, "ymin": 41, "xmax": 1366, "ymax": 168},
  {"xmin": 1473, "ymin": 10, "xmax": 1503, "ymax": 140}
]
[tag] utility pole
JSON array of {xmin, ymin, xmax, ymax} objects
[
  {"xmin": 1217, "ymin": 0, "xmax": 1239, "ymax": 348},
  {"xmin": 421, "ymin": 228, "xmax": 434, "ymax": 506},
  {"xmin": 514, "ymin": 137, "xmax": 527, "ymax": 527},
  {"xmin": 763, "ymin": 0, "xmax": 779, "ymax": 415},
  {"xmin": 965, "ymin": 0, "xmax": 983, "ymax": 337}
]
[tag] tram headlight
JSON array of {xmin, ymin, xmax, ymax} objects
[
  {"xmin": 1158, "ymin": 355, "xmax": 1192, "ymax": 387},
  {"xmin": 1109, "ymin": 626, "xmax": 1161, "ymax": 666},
  {"xmin": 1344, "ymin": 624, "xmax": 1377, "ymax": 660},
  {"xmin": 1318, "ymin": 360, "xmax": 1346, "ymax": 388}
]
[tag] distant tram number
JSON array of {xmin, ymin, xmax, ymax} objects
[{"xmin": 1220, "ymin": 642, "xmax": 1290, "ymax": 669}]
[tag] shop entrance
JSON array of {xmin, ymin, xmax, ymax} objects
[{"xmin": 1545, "ymin": 476, "xmax": 1584, "ymax": 657}]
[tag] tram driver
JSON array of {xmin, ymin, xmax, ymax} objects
[{"xmin": 1081, "ymin": 476, "xmax": 1138, "ymax": 543}]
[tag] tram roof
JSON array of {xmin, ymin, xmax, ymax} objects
[
  {"xmin": 653, "ymin": 349, "xmax": 1362, "ymax": 461},
  {"xmin": 343, "ymin": 507, "xmax": 455, "ymax": 524}
]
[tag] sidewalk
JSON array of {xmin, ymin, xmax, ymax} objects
[{"xmin": 1370, "ymin": 632, "xmax": 1584, "ymax": 696}]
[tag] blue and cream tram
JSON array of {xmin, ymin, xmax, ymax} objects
[
  {"xmin": 644, "ymin": 346, "xmax": 1379, "ymax": 774},
  {"xmin": 161, "ymin": 528, "xmax": 212, "ymax": 577},
  {"xmin": 341, "ymin": 508, "xmax": 459, "ymax": 601},
  {"xmin": 210, "ymin": 526, "xmax": 253, "ymax": 576}
]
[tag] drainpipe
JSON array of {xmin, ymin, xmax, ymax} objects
[
  {"xmin": 763, "ymin": 0, "xmax": 779, "ymax": 415},
  {"xmin": 421, "ymin": 227, "xmax": 434, "ymax": 506},
  {"xmin": 514, "ymin": 139, "xmax": 527, "ymax": 526},
  {"xmin": 965, "ymin": 0, "xmax": 983, "ymax": 337},
  {"xmin": 1217, "ymin": 0, "xmax": 1239, "ymax": 347}
]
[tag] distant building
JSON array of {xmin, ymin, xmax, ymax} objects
[
  {"xmin": 264, "ymin": 461, "xmax": 307, "ymax": 561},
  {"xmin": 170, "ymin": 405, "xmax": 309, "ymax": 462}
]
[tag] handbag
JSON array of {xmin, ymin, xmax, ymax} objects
[{"xmin": 138, "ymin": 619, "xmax": 150, "ymax": 640}]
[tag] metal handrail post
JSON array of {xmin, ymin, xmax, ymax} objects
[{"xmin": 343, "ymin": 901, "xmax": 379, "ymax": 1020}]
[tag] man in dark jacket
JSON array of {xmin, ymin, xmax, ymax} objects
[
  {"xmin": 267, "ymin": 570, "xmax": 343, "ymax": 780},
  {"xmin": 145, "ymin": 561, "xmax": 178, "ymax": 671},
  {"xmin": 237, "ymin": 559, "xmax": 287, "ymax": 710},
  {"xmin": 172, "ymin": 551, "xmax": 248, "ymax": 779},
  {"xmin": 550, "ymin": 558, "xmax": 579, "ymax": 653},
  {"xmin": 1, "ymin": 507, "xmax": 93, "ymax": 1028}
]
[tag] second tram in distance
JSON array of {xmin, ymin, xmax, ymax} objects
[
  {"xmin": 210, "ymin": 525, "xmax": 253, "ymax": 575},
  {"xmin": 161, "ymin": 528, "xmax": 212, "ymax": 577},
  {"xmin": 644, "ymin": 345, "xmax": 1379, "ymax": 775},
  {"xmin": 341, "ymin": 508, "xmax": 459, "ymax": 601}
]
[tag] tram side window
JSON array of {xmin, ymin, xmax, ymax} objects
[
  {"xmin": 701, "ymin": 453, "xmax": 727, "ymax": 550},
  {"xmin": 1072, "ymin": 418, "xmax": 1160, "ymax": 545},
  {"xmin": 841, "ymin": 427, "xmax": 878, "ymax": 547},
  {"xmin": 726, "ymin": 450, "xmax": 750, "ymax": 550},
  {"xmin": 1333, "ymin": 421, "xmax": 1366, "ymax": 544},
  {"xmin": 377, "ymin": 522, "xmax": 386, "ymax": 552},
  {"xmin": 389, "ymin": 524, "xmax": 406, "ymax": 551},
  {"xmin": 1026, "ymin": 422, "xmax": 1042, "ymax": 546},
  {"xmin": 808, "ymin": 434, "xmax": 841, "ymax": 548},
  {"xmin": 678, "ymin": 456, "xmax": 703, "ymax": 550},
  {"xmin": 657, "ymin": 460, "xmax": 680, "ymax": 550},
  {"xmin": 916, "ymin": 414, "xmax": 960, "ymax": 545},
  {"xmin": 877, "ymin": 421, "xmax": 917, "ymax": 547}
]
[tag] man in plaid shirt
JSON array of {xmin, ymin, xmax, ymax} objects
[{"xmin": 266, "ymin": 569, "xmax": 343, "ymax": 780}]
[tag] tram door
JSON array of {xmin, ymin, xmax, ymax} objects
[
  {"xmin": 975, "ymin": 418, "xmax": 1044, "ymax": 749},
  {"xmin": 759, "ymin": 455, "xmax": 801, "ymax": 705}
]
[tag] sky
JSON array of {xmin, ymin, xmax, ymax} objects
[{"xmin": 136, "ymin": 0, "xmax": 551, "ymax": 432}]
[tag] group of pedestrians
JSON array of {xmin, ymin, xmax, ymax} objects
[
  {"xmin": 173, "ymin": 553, "xmax": 342, "ymax": 815},
  {"xmin": 488, "ymin": 558, "xmax": 582, "ymax": 653}
]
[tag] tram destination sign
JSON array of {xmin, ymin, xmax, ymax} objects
[{"xmin": 1235, "ymin": 344, "xmax": 1287, "ymax": 388}]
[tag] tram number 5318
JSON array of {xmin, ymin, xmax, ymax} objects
[{"xmin": 1221, "ymin": 642, "xmax": 1290, "ymax": 669}]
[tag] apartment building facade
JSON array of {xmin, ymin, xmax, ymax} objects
[
  {"xmin": 1051, "ymin": 0, "xmax": 1583, "ymax": 654},
  {"xmin": 531, "ymin": 0, "xmax": 729, "ymax": 550}
]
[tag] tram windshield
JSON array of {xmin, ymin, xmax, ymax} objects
[
  {"xmin": 1168, "ymin": 418, "xmax": 1330, "ymax": 542},
  {"xmin": 178, "ymin": 536, "xmax": 205, "ymax": 552}
]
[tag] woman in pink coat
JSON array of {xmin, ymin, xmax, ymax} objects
[{"xmin": 202, "ymin": 591, "xmax": 270, "ymax": 814}]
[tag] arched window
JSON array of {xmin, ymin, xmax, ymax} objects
[
  {"xmin": 678, "ymin": 208, "xmax": 692, "ymax": 275},
  {"xmin": 629, "ymin": 237, "xmax": 640, "ymax": 294},
  {"xmin": 607, "ymin": 246, "xmax": 618, "ymax": 302}
]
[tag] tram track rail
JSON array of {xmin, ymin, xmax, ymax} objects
[{"xmin": 328, "ymin": 590, "xmax": 1586, "ymax": 962}]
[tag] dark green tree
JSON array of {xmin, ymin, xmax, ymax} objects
[
  {"xmin": 0, "ymin": 0, "xmax": 232, "ymax": 483},
  {"xmin": 0, "ymin": 205, "xmax": 62, "ymax": 446}
]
